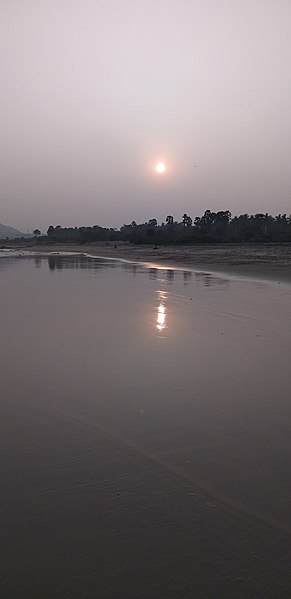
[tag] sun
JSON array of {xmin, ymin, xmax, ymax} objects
[{"xmin": 155, "ymin": 161, "xmax": 166, "ymax": 174}]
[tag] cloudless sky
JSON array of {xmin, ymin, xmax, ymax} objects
[{"xmin": 1, "ymin": 0, "xmax": 290, "ymax": 232}]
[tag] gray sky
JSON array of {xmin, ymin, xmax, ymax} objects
[{"xmin": 1, "ymin": 0, "xmax": 290, "ymax": 232}]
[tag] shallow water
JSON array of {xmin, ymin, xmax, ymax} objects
[{"xmin": 1, "ymin": 253, "xmax": 291, "ymax": 597}]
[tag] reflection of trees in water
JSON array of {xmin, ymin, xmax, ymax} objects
[
  {"xmin": 46, "ymin": 255, "xmax": 142, "ymax": 274},
  {"xmin": 147, "ymin": 268, "xmax": 175, "ymax": 285},
  {"xmin": 48, "ymin": 256, "xmax": 56, "ymax": 271},
  {"xmin": 149, "ymin": 268, "xmax": 158, "ymax": 280},
  {"xmin": 44, "ymin": 255, "xmax": 229, "ymax": 289},
  {"xmin": 183, "ymin": 271, "xmax": 192, "ymax": 285},
  {"xmin": 47, "ymin": 256, "xmax": 110, "ymax": 271},
  {"xmin": 194, "ymin": 272, "xmax": 229, "ymax": 288},
  {"xmin": 0, "ymin": 256, "xmax": 21, "ymax": 269},
  {"xmin": 34, "ymin": 256, "xmax": 42, "ymax": 269},
  {"xmin": 121, "ymin": 262, "xmax": 139, "ymax": 276}
]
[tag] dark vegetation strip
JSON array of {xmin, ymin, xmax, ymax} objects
[{"xmin": 2, "ymin": 210, "xmax": 291, "ymax": 245}]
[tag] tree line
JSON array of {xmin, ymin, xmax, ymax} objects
[{"xmin": 42, "ymin": 210, "xmax": 291, "ymax": 245}]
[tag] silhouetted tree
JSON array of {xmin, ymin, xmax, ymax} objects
[
  {"xmin": 182, "ymin": 214, "xmax": 192, "ymax": 227},
  {"xmin": 47, "ymin": 225, "xmax": 54, "ymax": 237},
  {"xmin": 148, "ymin": 218, "xmax": 158, "ymax": 227}
]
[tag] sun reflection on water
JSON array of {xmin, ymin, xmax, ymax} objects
[{"xmin": 156, "ymin": 291, "xmax": 167, "ymax": 333}]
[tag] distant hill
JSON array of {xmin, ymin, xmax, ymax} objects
[{"xmin": 0, "ymin": 223, "xmax": 27, "ymax": 239}]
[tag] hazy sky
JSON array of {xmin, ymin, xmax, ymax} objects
[{"xmin": 1, "ymin": 0, "xmax": 290, "ymax": 232}]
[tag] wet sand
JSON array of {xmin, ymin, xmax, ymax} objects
[
  {"xmin": 12, "ymin": 241, "xmax": 291, "ymax": 283},
  {"xmin": 0, "ymin": 254, "xmax": 291, "ymax": 597}
]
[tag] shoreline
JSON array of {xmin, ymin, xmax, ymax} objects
[{"xmin": 5, "ymin": 241, "xmax": 291, "ymax": 283}]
